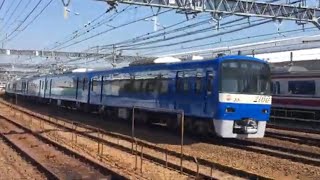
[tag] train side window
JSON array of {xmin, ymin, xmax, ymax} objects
[
  {"xmin": 159, "ymin": 79, "xmax": 168, "ymax": 94},
  {"xmin": 91, "ymin": 78, "xmax": 94, "ymax": 91},
  {"xmin": 288, "ymin": 81, "xmax": 315, "ymax": 95},
  {"xmin": 195, "ymin": 72, "xmax": 202, "ymax": 93},
  {"xmin": 276, "ymin": 81, "xmax": 280, "ymax": 94},
  {"xmin": 183, "ymin": 77, "xmax": 189, "ymax": 91},
  {"xmin": 145, "ymin": 79, "xmax": 156, "ymax": 93},
  {"xmin": 91, "ymin": 76, "xmax": 102, "ymax": 93},
  {"xmin": 83, "ymin": 78, "xmax": 88, "ymax": 90},
  {"xmin": 176, "ymin": 72, "xmax": 184, "ymax": 92},
  {"xmin": 207, "ymin": 71, "xmax": 214, "ymax": 95},
  {"xmin": 133, "ymin": 80, "xmax": 142, "ymax": 92}
]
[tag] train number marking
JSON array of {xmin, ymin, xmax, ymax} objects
[{"xmin": 254, "ymin": 96, "xmax": 271, "ymax": 103}]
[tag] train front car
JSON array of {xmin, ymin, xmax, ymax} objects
[{"xmin": 214, "ymin": 56, "xmax": 272, "ymax": 138}]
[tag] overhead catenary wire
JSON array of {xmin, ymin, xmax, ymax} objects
[
  {"xmin": 0, "ymin": 0, "xmax": 15, "ymax": 19},
  {"xmin": 0, "ymin": 0, "xmax": 6, "ymax": 12},
  {"xmin": 55, "ymin": 9, "xmax": 173, "ymax": 51},
  {"xmin": 119, "ymin": 1, "xmax": 305, "ymax": 54},
  {"xmin": 98, "ymin": 14, "xmax": 212, "ymax": 49},
  {"xmin": 45, "ymin": 6, "xmax": 122, "ymax": 49},
  {"xmin": 4, "ymin": 0, "xmax": 33, "ymax": 32},
  {"xmin": 0, "ymin": 0, "xmax": 45, "ymax": 43},
  {"xmin": 143, "ymin": 26, "xmax": 318, "ymax": 56},
  {"xmin": 7, "ymin": 0, "xmax": 54, "ymax": 42},
  {"xmin": 114, "ymin": 17, "xmax": 250, "ymax": 50},
  {"xmin": 49, "ymin": 5, "xmax": 135, "ymax": 50},
  {"xmin": 0, "ymin": 0, "xmax": 24, "ymax": 32},
  {"xmin": 96, "ymin": 0, "xmax": 307, "ymax": 54},
  {"xmin": 99, "ymin": 16, "xmax": 212, "ymax": 49},
  {"xmin": 121, "ymin": 19, "xmax": 271, "ymax": 51}
]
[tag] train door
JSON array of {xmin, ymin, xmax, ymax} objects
[
  {"xmin": 204, "ymin": 71, "xmax": 214, "ymax": 114},
  {"xmin": 49, "ymin": 79, "xmax": 52, "ymax": 97},
  {"xmin": 76, "ymin": 77, "xmax": 79, "ymax": 99},
  {"xmin": 175, "ymin": 71, "xmax": 184, "ymax": 110},
  {"xmin": 77, "ymin": 77, "xmax": 84, "ymax": 101},
  {"xmin": 87, "ymin": 77, "xmax": 91, "ymax": 104},
  {"xmin": 44, "ymin": 79, "xmax": 47, "ymax": 98},
  {"xmin": 38, "ymin": 80, "xmax": 41, "ymax": 97},
  {"xmin": 26, "ymin": 81, "xmax": 29, "ymax": 95}
]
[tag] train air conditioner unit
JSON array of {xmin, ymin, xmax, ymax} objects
[{"xmin": 129, "ymin": 57, "xmax": 181, "ymax": 66}]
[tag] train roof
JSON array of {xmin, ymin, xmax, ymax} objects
[
  {"xmin": 9, "ymin": 55, "xmax": 267, "ymax": 81},
  {"xmin": 271, "ymin": 65, "xmax": 320, "ymax": 78},
  {"xmin": 90, "ymin": 55, "xmax": 267, "ymax": 74}
]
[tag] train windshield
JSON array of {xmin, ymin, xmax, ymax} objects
[{"xmin": 219, "ymin": 60, "xmax": 271, "ymax": 95}]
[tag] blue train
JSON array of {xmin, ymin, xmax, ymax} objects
[{"xmin": 5, "ymin": 55, "xmax": 272, "ymax": 138}]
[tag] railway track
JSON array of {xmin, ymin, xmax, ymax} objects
[
  {"xmin": 0, "ymin": 131, "xmax": 59, "ymax": 179},
  {"xmin": 215, "ymin": 138, "xmax": 320, "ymax": 167},
  {"xmin": 265, "ymin": 131, "xmax": 320, "ymax": 147},
  {"xmin": 0, "ymin": 99, "xmax": 270, "ymax": 180},
  {"xmin": 267, "ymin": 123, "xmax": 320, "ymax": 135},
  {"xmin": 0, "ymin": 115, "xmax": 127, "ymax": 180}
]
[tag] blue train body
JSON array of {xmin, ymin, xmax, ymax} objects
[{"xmin": 6, "ymin": 55, "xmax": 272, "ymax": 138}]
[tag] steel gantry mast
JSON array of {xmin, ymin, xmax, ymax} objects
[{"xmin": 102, "ymin": 0, "xmax": 320, "ymax": 28}]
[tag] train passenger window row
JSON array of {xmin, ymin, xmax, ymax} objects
[
  {"xmin": 288, "ymin": 80, "xmax": 315, "ymax": 95},
  {"xmin": 90, "ymin": 70, "xmax": 215, "ymax": 96},
  {"xmin": 177, "ymin": 71, "xmax": 214, "ymax": 94}
]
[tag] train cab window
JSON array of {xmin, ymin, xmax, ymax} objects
[
  {"xmin": 207, "ymin": 71, "xmax": 214, "ymax": 95},
  {"xmin": 195, "ymin": 72, "xmax": 202, "ymax": 93},
  {"xmin": 288, "ymin": 81, "xmax": 315, "ymax": 95}
]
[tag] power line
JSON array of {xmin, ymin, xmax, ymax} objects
[
  {"xmin": 14, "ymin": 0, "xmax": 53, "ymax": 32},
  {"xmin": 45, "ymin": 6, "xmax": 119, "ymax": 49},
  {"xmin": 0, "ymin": 0, "xmax": 6, "ymax": 12},
  {"xmin": 144, "ymin": 27, "xmax": 318, "ymax": 56},
  {"xmin": 120, "ymin": 0, "xmax": 305, "ymax": 53},
  {"xmin": 1, "ymin": 0, "xmax": 15, "ymax": 18},
  {"xmin": 99, "ymin": 15, "xmax": 211, "ymax": 49},
  {"xmin": 49, "ymin": 5, "xmax": 135, "ymax": 50},
  {"xmin": 122, "ymin": 19, "xmax": 268, "ymax": 51},
  {"xmin": 0, "ymin": 0, "xmax": 23, "ymax": 32},
  {"xmin": 117, "ymin": 17, "xmax": 249, "ymax": 50},
  {"xmin": 0, "ymin": 0, "xmax": 44, "ymax": 42},
  {"xmin": 55, "ymin": 9, "xmax": 172, "ymax": 51},
  {"xmin": 4, "ymin": 0, "xmax": 33, "ymax": 32}
]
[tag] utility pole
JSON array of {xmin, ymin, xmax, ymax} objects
[
  {"xmin": 1, "ymin": 33, "xmax": 7, "ymax": 48},
  {"xmin": 112, "ymin": 44, "xmax": 116, "ymax": 64},
  {"xmin": 290, "ymin": 51, "xmax": 293, "ymax": 66}
]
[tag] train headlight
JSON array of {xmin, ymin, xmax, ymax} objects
[
  {"xmin": 262, "ymin": 109, "xmax": 268, "ymax": 114},
  {"xmin": 225, "ymin": 107, "xmax": 235, "ymax": 113}
]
